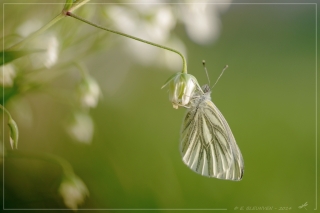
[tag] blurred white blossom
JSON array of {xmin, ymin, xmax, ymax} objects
[
  {"xmin": 27, "ymin": 34, "xmax": 59, "ymax": 69},
  {"xmin": 59, "ymin": 175, "xmax": 89, "ymax": 210},
  {"xmin": 0, "ymin": 64, "xmax": 16, "ymax": 87},
  {"xmin": 16, "ymin": 19, "xmax": 43, "ymax": 37},
  {"xmin": 106, "ymin": 4, "xmax": 177, "ymax": 66},
  {"xmin": 162, "ymin": 72, "xmax": 200, "ymax": 109},
  {"xmin": 16, "ymin": 19, "xmax": 59, "ymax": 68},
  {"xmin": 66, "ymin": 111, "xmax": 94, "ymax": 144},
  {"xmin": 79, "ymin": 76, "xmax": 101, "ymax": 109},
  {"xmin": 105, "ymin": 1, "xmax": 231, "ymax": 71},
  {"xmin": 178, "ymin": 0, "xmax": 232, "ymax": 45},
  {"xmin": 43, "ymin": 35, "xmax": 59, "ymax": 68}
]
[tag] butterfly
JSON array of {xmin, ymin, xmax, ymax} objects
[{"xmin": 180, "ymin": 73, "xmax": 244, "ymax": 181}]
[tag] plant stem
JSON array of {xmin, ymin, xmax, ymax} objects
[
  {"xmin": 0, "ymin": 104, "xmax": 12, "ymax": 119},
  {"xmin": 5, "ymin": 150, "xmax": 75, "ymax": 177},
  {"xmin": 66, "ymin": 11, "xmax": 188, "ymax": 73},
  {"xmin": 7, "ymin": 0, "xmax": 91, "ymax": 51},
  {"xmin": 73, "ymin": 61, "xmax": 88, "ymax": 78},
  {"xmin": 7, "ymin": 13, "xmax": 64, "ymax": 51}
]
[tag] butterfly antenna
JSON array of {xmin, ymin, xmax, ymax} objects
[
  {"xmin": 211, "ymin": 65, "xmax": 228, "ymax": 89},
  {"xmin": 202, "ymin": 60, "xmax": 211, "ymax": 86}
]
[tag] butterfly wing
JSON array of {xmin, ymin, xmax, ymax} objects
[{"xmin": 180, "ymin": 99, "xmax": 244, "ymax": 181}]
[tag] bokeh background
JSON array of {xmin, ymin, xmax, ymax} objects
[{"xmin": 0, "ymin": 0, "xmax": 318, "ymax": 211}]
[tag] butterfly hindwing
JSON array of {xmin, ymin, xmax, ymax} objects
[{"xmin": 180, "ymin": 97, "xmax": 244, "ymax": 181}]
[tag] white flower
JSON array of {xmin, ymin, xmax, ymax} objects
[
  {"xmin": 59, "ymin": 175, "xmax": 89, "ymax": 210},
  {"xmin": 79, "ymin": 76, "xmax": 101, "ymax": 108},
  {"xmin": 162, "ymin": 72, "xmax": 200, "ymax": 109},
  {"xmin": 106, "ymin": 5, "xmax": 176, "ymax": 66},
  {"xmin": 66, "ymin": 111, "xmax": 94, "ymax": 144},
  {"xmin": 16, "ymin": 19, "xmax": 59, "ymax": 68},
  {"xmin": 43, "ymin": 35, "xmax": 59, "ymax": 68},
  {"xmin": 16, "ymin": 19, "xmax": 42, "ymax": 37},
  {"xmin": 178, "ymin": 0, "xmax": 232, "ymax": 45},
  {"xmin": 0, "ymin": 64, "xmax": 16, "ymax": 87},
  {"xmin": 27, "ymin": 34, "xmax": 59, "ymax": 69}
]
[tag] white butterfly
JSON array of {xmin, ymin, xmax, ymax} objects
[{"xmin": 180, "ymin": 82, "xmax": 244, "ymax": 181}]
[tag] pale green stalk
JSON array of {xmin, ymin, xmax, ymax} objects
[
  {"xmin": 7, "ymin": 0, "xmax": 91, "ymax": 51},
  {"xmin": 73, "ymin": 61, "xmax": 88, "ymax": 78},
  {"xmin": 0, "ymin": 104, "xmax": 11, "ymax": 118},
  {"xmin": 66, "ymin": 12, "xmax": 188, "ymax": 73}
]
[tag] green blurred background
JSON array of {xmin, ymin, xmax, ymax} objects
[{"xmin": 1, "ymin": 0, "xmax": 318, "ymax": 211}]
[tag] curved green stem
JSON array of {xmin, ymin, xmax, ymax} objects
[
  {"xmin": 0, "ymin": 104, "xmax": 12, "ymax": 119},
  {"xmin": 66, "ymin": 11, "xmax": 188, "ymax": 73},
  {"xmin": 7, "ymin": 13, "xmax": 64, "ymax": 51},
  {"xmin": 7, "ymin": 0, "xmax": 91, "ymax": 51},
  {"xmin": 73, "ymin": 61, "xmax": 88, "ymax": 78},
  {"xmin": 5, "ymin": 150, "xmax": 75, "ymax": 177}
]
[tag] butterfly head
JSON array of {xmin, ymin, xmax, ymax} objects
[{"xmin": 201, "ymin": 84, "xmax": 211, "ymax": 93}]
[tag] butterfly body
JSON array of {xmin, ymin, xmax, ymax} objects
[{"xmin": 180, "ymin": 85, "xmax": 244, "ymax": 181}]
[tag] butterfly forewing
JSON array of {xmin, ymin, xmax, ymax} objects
[{"xmin": 180, "ymin": 92, "xmax": 244, "ymax": 181}]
